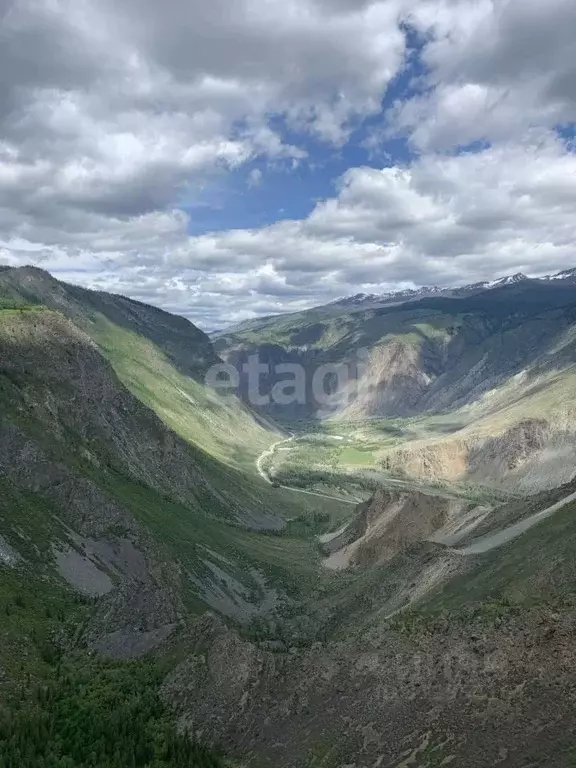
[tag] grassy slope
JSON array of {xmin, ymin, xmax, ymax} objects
[
  {"xmin": 0, "ymin": 296, "xmax": 348, "ymax": 763},
  {"xmin": 0, "ymin": 267, "xmax": 277, "ymax": 470},
  {"xmin": 0, "ymin": 306, "xmax": 348, "ymax": 581},
  {"xmin": 214, "ymin": 304, "xmax": 458, "ymax": 364},
  {"xmin": 92, "ymin": 317, "xmax": 276, "ymax": 471},
  {"xmin": 263, "ymin": 362, "xmax": 576, "ymax": 500},
  {"xmin": 432, "ymin": 496, "xmax": 576, "ymax": 612},
  {"xmin": 0, "ymin": 289, "xmax": 354, "ymax": 616}
]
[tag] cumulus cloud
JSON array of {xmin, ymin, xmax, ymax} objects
[
  {"xmin": 1, "ymin": 0, "xmax": 407, "ymax": 222},
  {"xmin": 175, "ymin": 134, "xmax": 576, "ymax": 301},
  {"xmin": 397, "ymin": 0, "xmax": 576, "ymax": 150},
  {"xmin": 1, "ymin": 0, "xmax": 576, "ymax": 328},
  {"xmin": 6, "ymin": 134, "xmax": 576, "ymax": 328}
]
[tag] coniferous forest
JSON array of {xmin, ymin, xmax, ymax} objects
[{"xmin": 0, "ymin": 659, "xmax": 223, "ymax": 768}]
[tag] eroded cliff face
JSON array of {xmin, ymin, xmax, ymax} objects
[
  {"xmin": 322, "ymin": 488, "xmax": 474, "ymax": 570},
  {"xmin": 333, "ymin": 341, "xmax": 433, "ymax": 420},
  {"xmin": 379, "ymin": 417, "xmax": 576, "ymax": 493}
]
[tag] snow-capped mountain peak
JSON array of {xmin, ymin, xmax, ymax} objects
[
  {"xmin": 486, "ymin": 272, "xmax": 529, "ymax": 288},
  {"xmin": 545, "ymin": 267, "xmax": 576, "ymax": 282},
  {"xmin": 328, "ymin": 268, "xmax": 575, "ymax": 312}
]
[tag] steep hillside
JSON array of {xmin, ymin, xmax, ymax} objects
[
  {"xmin": 0, "ymin": 301, "xmax": 357, "ymax": 611},
  {"xmin": 377, "ymin": 364, "xmax": 576, "ymax": 492},
  {"xmin": 216, "ymin": 281, "xmax": 576, "ymax": 420},
  {"xmin": 162, "ymin": 486, "xmax": 576, "ymax": 768},
  {"xmin": 321, "ymin": 487, "xmax": 481, "ymax": 570},
  {"xmin": 4, "ymin": 266, "xmax": 576, "ymax": 766},
  {"xmin": 0, "ymin": 306, "xmax": 240, "ymax": 763},
  {"xmin": 0, "ymin": 266, "xmax": 278, "ymax": 469},
  {"xmin": 216, "ymin": 280, "xmax": 576, "ymax": 492},
  {"xmin": 0, "ymin": 292, "xmax": 358, "ymax": 763}
]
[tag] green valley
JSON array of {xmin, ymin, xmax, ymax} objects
[{"xmin": 2, "ymin": 265, "xmax": 576, "ymax": 767}]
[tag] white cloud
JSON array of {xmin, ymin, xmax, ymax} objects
[
  {"xmin": 5, "ymin": 133, "xmax": 576, "ymax": 328},
  {"xmin": 396, "ymin": 0, "xmax": 576, "ymax": 150},
  {"xmin": 2, "ymin": 0, "xmax": 576, "ymax": 329},
  {"xmin": 0, "ymin": 0, "xmax": 408, "ymax": 226},
  {"xmin": 0, "ymin": 0, "xmax": 407, "ymax": 308}
]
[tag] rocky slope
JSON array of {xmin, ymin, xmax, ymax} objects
[
  {"xmin": 0, "ymin": 265, "xmax": 219, "ymax": 376},
  {"xmin": 378, "ymin": 377, "xmax": 576, "ymax": 493},
  {"xmin": 0, "ymin": 308, "xmax": 228, "ymax": 659},
  {"xmin": 160, "ymin": 481, "xmax": 576, "ymax": 766},
  {"xmin": 163, "ymin": 604, "xmax": 576, "ymax": 768},
  {"xmin": 127, "ymin": 440, "xmax": 576, "ymax": 768},
  {"xmin": 216, "ymin": 279, "xmax": 576, "ymax": 491},
  {"xmin": 216, "ymin": 280, "xmax": 576, "ymax": 421},
  {"xmin": 0, "ymin": 265, "xmax": 281, "ymax": 469},
  {"xmin": 0, "ymin": 281, "xmax": 331, "ymax": 669},
  {"xmin": 321, "ymin": 487, "xmax": 481, "ymax": 569},
  {"xmin": 4, "ymin": 266, "xmax": 576, "ymax": 766}
]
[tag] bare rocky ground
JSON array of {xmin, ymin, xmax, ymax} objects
[
  {"xmin": 162, "ymin": 607, "xmax": 576, "ymax": 768},
  {"xmin": 0, "ymin": 534, "xmax": 20, "ymax": 566},
  {"xmin": 379, "ymin": 417, "xmax": 576, "ymax": 494},
  {"xmin": 3, "ymin": 268, "xmax": 576, "ymax": 767},
  {"xmin": 321, "ymin": 488, "xmax": 480, "ymax": 570},
  {"xmin": 159, "ymin": 480, "xmax": 576, "ymax": 766}
]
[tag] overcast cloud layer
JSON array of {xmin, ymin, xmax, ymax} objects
[{"xmin": 1, "ymin": 0, "xmax": 576, "ymax": 328}]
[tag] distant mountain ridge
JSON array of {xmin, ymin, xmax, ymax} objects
[
  {"xmin": 215, "ymin": 272, "xmax": 576, "ymax": 493},
  {"xmin": 328, "ymin": 266, "xmax": 576, "ymax": 311},
  {"xmin": 4, "ymin": 263, "xmax": 576, "ymax": 767}
]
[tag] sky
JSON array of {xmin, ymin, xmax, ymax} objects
[{"xmin": 1, "ymin": 0, "xmax": 576, "ymax": 329}]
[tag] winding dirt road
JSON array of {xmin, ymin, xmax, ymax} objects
[
  {"xmin": 256, "ymin": 433, "xmax": 295, "ymax": 483},
  {"xmin": 258, "ymin": 437, "xmax": 576, "ymax": 553},
  {"xmin": 255, "ymin": 434, "xmax": 359, "ymax": 505}
]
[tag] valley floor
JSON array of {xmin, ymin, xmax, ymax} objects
[{"xmin": 3, "ymin": 267, "xmax": 576, "ymax": 766}]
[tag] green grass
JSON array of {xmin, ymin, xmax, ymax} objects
[
  {"xmin": 265, "ymin": 424, "xmax": 395, "ymax": 481},
  {"xmin": 0, "ymin": 480, "xmax": 68, "ymax": 559},
  {"xmin": 91, "ymin": 317, "xmax": 276, "ymax": 471},
  {"xmin": 216, "ymin": 303, "xmax": 464, "ymax": 357},
  {"xmin": 0, "ymin": 566, "xmax": 88, "ymax": 693},
  {"xmin": 0, "ymin": 297, "xmax": 49, "ymax": 312},
  {"xmin": 94, "ymin": 466, "xmax": 330, "ymax": 602},
  {"xmin": 263, "ymin": 421, "xmax": 499, "ymax": 503},
  {"xmin": 387, "ymin": 498, "xmax": 576, "ymax": 641},
  {"xmin": 337, "ymin": 445, "xmax": 377, "ymax": 466},
  {"xmin": 437, "ymin": 498, "xmax": 576, "ymax": 609}
]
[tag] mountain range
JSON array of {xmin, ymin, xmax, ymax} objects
[
  {"xmin": 327, "ymin": 267, "xmax": 576, "ymax": 311},
  {"xmin": 215, "ymin": 271, "xmax": 576, "ymax": 495},
  {"xmin": 2, "ymin": 264, "xmax": 576, "ymax": 766}
]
